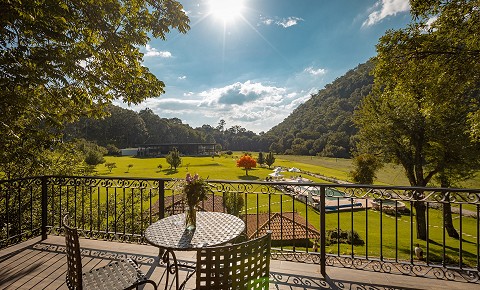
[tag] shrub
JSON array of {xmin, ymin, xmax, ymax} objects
[
  {"xmin": 85, "ymin": 150, "xmax": 105, "ymax": 166},
  {"xmin": 224, "ymin": 192, "xmax": 244, "ymax": 217},
  {"xmin": 105, "ymin": 162, "xmax": 117, "ymax": 172},
  {"xmin": 325, "ymin": 228, "xmax": 364, "ymax": 246},
  {"xmin": 106, "ymin": 144, "xmax": 121, "ymax": 156},
  {"xmin": 166, "ymin": 147, "xmax": 182, "ymax": 170}
]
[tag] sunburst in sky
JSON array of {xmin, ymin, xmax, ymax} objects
[
  {"xmin": 208, "ymin": 0, "xmax": 245, "ymax": 23},
  {"xmin": 126, "ymin": 0, "xmax": 411, "ymax": 133}
]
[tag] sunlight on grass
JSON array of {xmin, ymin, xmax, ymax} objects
[{"xmin": 93, "ymin": 153, "xmax": 479, "ymax": 267}]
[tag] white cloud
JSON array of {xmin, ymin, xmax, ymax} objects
[
  {"xmin": 178, "ymin": 75, "xmax": 187, "ymax": 80},
  {"xmin": 261, "ymin": 18, "xmax": 274, "ymax": 25},
  {"xmin": 259, "ymin": 16, "xmax": 303, "ymax": 28},
  {"xmin": 116, "ymin": 79, "xmax": 314, "ymax": 133},
  {"xmin": 304, "ymin": 67, "xmax": 327, "ymax": 76},
  {"xmin": 191, "ymin": 80, "xmax": 310, "ymax": 132},
  {"xmin": 144, "ymin": 44, "xmax": 172, "ymax": 58},
  {"xmin": 277, "ymin": 17, "xmax": 304, "ymax": 28},
  {"xmin": 363, "ymin": 0, "xmax": 410, "ymax": 27},
  {"xmin": 198, "ymin": 80, "xmax": 287, "ymax": 107}
]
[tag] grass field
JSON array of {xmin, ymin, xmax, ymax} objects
[
  {"xmin": 278, "ymin": 155, "xmax": 480, "ymax": 189},
  {"xmin": 94, "ymin": 153, "xmax": 479, "ymax": 267},
  {"xmin": 98, "ymin": 154, "xmax": 330, "ymax": 183},
  {"xmin": 99, "ymin": 153, "xmax": 480, "ymax": 188},
  {"xmin": 242, "ymin": 192, "xmax": 478, "ymax": 267}
]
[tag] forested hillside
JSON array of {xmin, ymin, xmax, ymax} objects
[
  {"xmin": 64, "ymin": 61, "xmax": 374, "ymax": 157},
  {"xmin": 265, "ymin": 61, "xmax": 374, "ymax": 157},
  {"xmin": 63, "ymin": 106, "xmax": 270, "ymax": 152}
]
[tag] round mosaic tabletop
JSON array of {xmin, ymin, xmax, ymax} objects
[{"xmin": 144, "ymin": 212, "xmax": 245, "ymax": 250}]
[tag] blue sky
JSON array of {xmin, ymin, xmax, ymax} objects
[{"xmin": 119, "ymin": 0, "xmax": 411, "ymax": 133}]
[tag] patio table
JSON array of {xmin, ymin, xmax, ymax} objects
[{"xmin": 144, "ymin": 212, "xmax": 245, "ymax": 290}]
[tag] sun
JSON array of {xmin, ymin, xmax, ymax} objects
[{"xmin": 208, "ymin": 0, "xmax": 244, "ymax": 23}]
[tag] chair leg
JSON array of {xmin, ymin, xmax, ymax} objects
[
  {"xmin": 140, "ymin": 280, "xmax": 158, "ymax": 290},
  {"xmin": 158, "ymin": 248, "xmax": 164, "ymax": 265}
]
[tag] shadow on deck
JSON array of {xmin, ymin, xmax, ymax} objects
[{"xmin": 0, "ymin": 236, "xmax": 476, "ymax": 290}]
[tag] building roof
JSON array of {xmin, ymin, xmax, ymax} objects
[
  {"xmin": 139, "ymin": 143, "xmax": 216, "ymax": 147},
  {"xmin": 244, "ymin": 212, "xmax": 321, "ymax": 241},
  {"xmin": 150, "ymin": 196, "xmax": 320, "ymax": 242}
]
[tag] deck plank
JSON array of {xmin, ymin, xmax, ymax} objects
[{"xmin": 0, "ymin": 236, "xmax": 478, "ymax": 290}]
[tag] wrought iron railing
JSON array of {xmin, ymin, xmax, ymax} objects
[{"xmin": 0, "ymin": 176, "xmax": 479, "ymax": 283}]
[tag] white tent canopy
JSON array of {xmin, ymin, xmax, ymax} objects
[
  {"xmin": 288, "ymin": 167, "xmax": 301, "ymax": 173},
  {"xmin": 268, "ymin": 172, "xmax": 284, "ymax": 178}
]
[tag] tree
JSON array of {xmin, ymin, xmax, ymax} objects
[
  {"xmin": 85, "ymin": 151, "xmax": 105, "ymax": 167},
  {"xmin": 105, "ymin": 162, "xmax": 117, "ymax": 173},
  {"xmin": 354, "ymin": 11, "xmax": 480, "ymax": 240},
  {"xmin": 257, "ymin": 152, "xmax": 265, "ymax": 167},
  {"xmin": 74, "ymin": 138, "xmax": 107, "ymax": 167},
  {"xmin": 408, "ymin": 0, "xmax": 480, "ymax": 139},
  {"xmin": 350, "ymin": 153, "xmax": 383, "ymax": 184},
  {"xmin": 224, "ymin": 193, "xmax": 245, "ymax": 217},
  {"xmin": 166, "ymin": 148, "xmax": 182, "ymax": 170},
  {"xmin": 106, "ymin": 144, "xmax": 121, "ymax": 156},
  {"xmin": 217, "ymin": 119, "xmax": 226, "ymax": 132},
  {"xmin": 0, "ymin": 0, "xmax": 189, "ymax": 177},
  {"xmin": 139, "ymin": 108, "xmax": 173, "ymax": 144},
  {"xmin": 265, "ymin": 152, "xmax": 276, "ymax": 169},
  {"xmin": 236, "ymin": 154, "xmax": 257, "ymax": 176}
]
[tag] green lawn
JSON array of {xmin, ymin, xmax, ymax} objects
[
  {"xmin": 100, "ymin": 153, "xmax": 480, "ymax": 188},
  {"xmin": 278, "ymin": 154, "xmax": 480, "ymax": 188},
  {"xmin": 94, "ymin": 154, "xmax": 479, "ymax": 267},
  {"xmin": 242, "ymin": 193, "xmax": 478, "ymax": 267},
  {"xmin": 98, "ymin": 154, "xmax": 330, "ymax": 182}
]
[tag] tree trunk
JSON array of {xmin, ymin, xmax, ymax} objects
[
  {"xmin": 414, "ymin": 200, "xmax": 427, "ymax": 240},
  {"xmin": 443, "ymin": 201, "xmax": 459, "ymax": 239},
  {"xmin": 442, "ymin": 186, "xmax": 459, "ymax": 239},
  {"xmin": 438, "ymin": 175, "xmax": 460, "ymax": 239}
]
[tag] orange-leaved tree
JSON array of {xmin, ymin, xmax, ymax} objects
[{"xmin": 236, "ymin": 154, "xmax": 257, "ymax": 176}]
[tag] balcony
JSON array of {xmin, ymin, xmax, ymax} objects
[{"xmin": 0, "ymin": 176, "xmax": 479, "ymax": 289}]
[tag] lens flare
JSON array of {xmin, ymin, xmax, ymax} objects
[{"xmin": 209, "ymin": 0, "xmax": 244, "ymax": 23}]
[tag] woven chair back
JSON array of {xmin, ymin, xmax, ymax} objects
[
  {"xmin": 196, "ymin": 232, "xmax": 271, "ymax": 290},
  {"xmin": 63, "ymin": 215, "xmax": 83, "ymax": 289}
]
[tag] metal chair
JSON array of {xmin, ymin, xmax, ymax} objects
[
  {"xmin": 63, "ymin": 215, "xmax": 157, "ymax": 290},
  {"xmin": 195, "ymin": 232, "xmax": 271, "ymax": 290}
]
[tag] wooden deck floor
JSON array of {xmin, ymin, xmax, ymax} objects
[{"xmin": 0, "ymin": 236, "xmax": 477, "ymax": 290}]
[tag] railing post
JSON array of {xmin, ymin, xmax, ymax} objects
[
  {"xmin": 320, "ymin": 186, "xmax": 326, "ymax": 276},
  {"xmin": 159, "ymin": 180, "xmax": 165, "ymax": 220},
  {"xmin": 41, "ymin": 176, "xmax": 48, "ymax": 240}
]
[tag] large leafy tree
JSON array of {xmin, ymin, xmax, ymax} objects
[
  {"xmin": 139, "ymin": 108, "xmax": 172, "ymax": 144},
  {"xmin": 350, "ymin": 153, "xmax": 383, "ymax": 185},
  {"xmin": 166, "ymin": 147, "xmax": 181, "ymax": 170},
  {"xmin": 409, "ymin": 0, "xmax": 480, "ymax": 137},
  {"xmin": 0, "ymin": 0, "xmax": 189, "ymax": 177},
  {"xmin": 236, "ymin": 154, "xmax": 256, "ymax": 176},
  {"xmin": 265, "ymin": 152, "xmax": 276, "ymax": 169},
  {"xmin": 355, "ymin": 0, "xmax": 480, "ymax": 240}
]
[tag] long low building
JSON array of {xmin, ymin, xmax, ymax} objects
[{"xmin": 137, "ymin": 143, "xmax": 216, "ymax": 157}]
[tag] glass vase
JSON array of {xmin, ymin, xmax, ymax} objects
[{"xmin": 185, "ymin": 205, "xmax": 196, "ymax": 230}]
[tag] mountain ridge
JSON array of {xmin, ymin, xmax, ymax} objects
[{"xmin": 266, "ymin": 60, "xmax": 374, "ymax": 157}]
